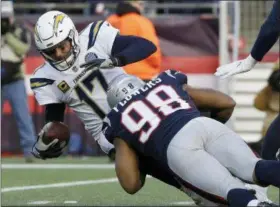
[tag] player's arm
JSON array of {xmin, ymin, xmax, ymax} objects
[
  {"xmin": 215, "ymin": 0, "xmax": 280, "ymax": 78},
  {"xmin": 30, "ymin": 78, "xmax": 66, "ymax": 159},
  {"xmin": 251, "ymin": 0, "xmax": 279, "ymax": 61},
  {"xmin": 114, "ymin": 137, "xmax": 145, "ymax": 194},
  {"xmin": 45, "ymin": 103, "xmax": 66, "ymax": 123},
  {"xmin": 111, "ymin": 35, "xmax": 157, "ymax": 67},
  {"xmin": 31, "ymin": 103, "xmax": 66, "ymax": 160},
  {"xmin": 80, "ymin": 21, "xmax": 156, "ymax": 70},
  {"xmin": 183, "ymin": 84, "xmax": 236, "ymax": 123}
]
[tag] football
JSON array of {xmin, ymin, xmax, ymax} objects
[{"xmin": 42, "ymin": 122, "xmax": 70, "ymax": 147}]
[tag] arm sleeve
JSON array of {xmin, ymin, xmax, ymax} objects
[
  {"xmin": 111, "ymin": 35, "xmax": 157, "ymax": 66},
  {"xmin": 45, "ymin": 103, "xmax": 66, "ymax": 123},
  {"xmin": 251, "ymin": 0, "xmax": 280, "ymax": 61}
]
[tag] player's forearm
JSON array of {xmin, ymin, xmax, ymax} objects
[
  {"xmin": 183, "ymin": 85, "xmax": 236, "ymax": 110},
  {"xmin": 251, "ymin": 0, "xmax": 280, "ymax": 61},
  {"xmin": 45, "ymin": 103, "xmax": 66, "ymax": 123},
  {"xmin": 210, "ymin": 108, "xmax": 234, "ymax": 124},
  {"xmin": 111, "ymin": 35, "xmax": 157, "ymax": 66},
  {"xmin": 114, "ymin": 138, "xmax": 143, "ymax": 194}
]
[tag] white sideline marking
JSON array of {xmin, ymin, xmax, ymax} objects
[
  {"xmin": 1, "ymin": 177, "xmax": 118, "ymax": 193},
  {"xmin": 64, "ymin": 200, "xmax": 78, "ymax": 204},
  {"xmin": 1, "ymin": 164, "xmax": 114, "ymax": 169},
  {"xmin": 2, "ymin": 176, "xmax": 152, "ymax": 193},
  {"xmin": 28, "ymin": 201, "xmax": 50, "ymax": 205},
  {"xmin": 171, "ymin": 201, "xmax": 195, "ymax": 206}
]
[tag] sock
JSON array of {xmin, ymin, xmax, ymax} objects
[
  {"xmin": 227, "ymin": 188, "xmax": 257, "ymax": 207},
  {"xmin": 261, "ymin": 114, "xmax": 280, "ymax": 160},
  {"xmin": 254, "ymin": 160, "xmax": 280, "ymax": 187}
]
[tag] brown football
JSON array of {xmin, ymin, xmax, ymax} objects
[{"xmin": 42, "ymin": 122, "xmax": 70, "ymax": 146}]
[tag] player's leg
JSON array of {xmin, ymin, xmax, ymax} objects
[
  {"xmin": 261, "ymin": 114, "xmax": 280, "ymax": 160},
  {"xmin": 166, "ymin": 119, "xmax": 258, "ymax": 207},
  {"xmin": 8, "ymin": 80, "xmax": 36, "ymax": 158},
  {"xmin": 196, "ymin": 117, "xmax": 280, "ymax": 188}
]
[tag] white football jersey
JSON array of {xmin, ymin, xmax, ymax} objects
[{"xmin": 30, "ymin": 21, "xmax": 126, "ymax": 151}]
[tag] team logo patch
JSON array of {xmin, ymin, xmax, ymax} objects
[
  {"xmin": 53, "ymin": 14, "xmax": 65, "ymax": 36},
  {"xmin": 57, "ymin": 80, "xmax": 70, "ymax": 93},
  {"xmin": 85, "ymin": 52, "xmax": 98, "ymax": 63}
]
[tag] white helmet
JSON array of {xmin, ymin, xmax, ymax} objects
[
  {"xmin": 107, "ymin": 74, "xmax": 145, "ymax": 108},
  {"xmin": 34, "ymin": 10, "xmax": 80, "ymax": 71}
]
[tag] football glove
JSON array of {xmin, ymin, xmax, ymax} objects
[
  {"xmin": 80, "ymin": 57, "xmax": 119, "ymax": 71},
  {"xmin": 268, "ymin": 70, "xmax": 280, "ymax": 92},
  {"xmin": 215, "ymin": 55, "xmax": 258, "ymax": 78},
  {"xmin": 31, "ymin": 124, "xmax": 64, "ymax": 160}
]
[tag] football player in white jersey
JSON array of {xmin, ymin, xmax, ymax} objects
[{"xmin": 30, "ymin": 10, "xmax": 157, "ymax": 159}]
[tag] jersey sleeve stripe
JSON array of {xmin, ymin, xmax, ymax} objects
[
  {"xmin": 87, "ymin": 20, "xmax": 104, "ymax": 49},
  {"xmin": 30, "ymin": 78, "xmax": 55, "ymax": 89}
]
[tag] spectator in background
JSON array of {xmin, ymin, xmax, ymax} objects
[
  {"xmin": 1, "ymin": 1, "xmax": 36, "ymax": 162},
  {"xmin": 107, "ymin": 1, "xmax": 161, "ymax": 82},
  {"xmin": 254, "ymin": 60, "xmax": 279, "ymax": 137}
]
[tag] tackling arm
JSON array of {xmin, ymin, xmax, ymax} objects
[
  {"xmin": 183, "ymin": 84, "xmax": 236, "ymax": 123},
  {"xmin": 114, "ymin": 137, "xmax": 145, "ymax": 194}
]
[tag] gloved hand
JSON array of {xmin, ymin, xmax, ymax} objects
[
  {"xmin": 80, "ymin": 57, "xmax": 120, "ymax": 71},
  {"xmin": 215, "ymin": 55, "xmax": 258, "ymax": 78},
  {"xmin": 268, "ymin": 70, "xmax": 280, "ymax": 92},
  {"xmin": 31, "ymin": 123, "xmax": 65, "ymax": 160}
]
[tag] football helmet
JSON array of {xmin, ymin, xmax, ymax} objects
[
  {"xmin": 107, "ymin": 74, "xmax": 145, "ymax": 108},
  {"xmin": 34, "ymin": 10, "xmax": 80, "ymax": 71}
]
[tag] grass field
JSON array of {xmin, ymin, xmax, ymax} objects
[{"xmin": 1, "ymin": 157, "xmax": 279, "ymax": 206}]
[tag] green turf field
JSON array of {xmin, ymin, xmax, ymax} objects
[{"xmin": 1, "ymin": 157, "xmax": 279, "ymax": 206}]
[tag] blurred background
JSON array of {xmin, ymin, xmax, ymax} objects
[{"xmin": 1, "ymin": 0, "xmax": 279, "ymax": 158}]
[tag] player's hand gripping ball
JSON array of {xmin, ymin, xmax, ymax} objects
[{"xmin": 32, "ymin": 122, "xmax": 70, "ymax": 160}]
